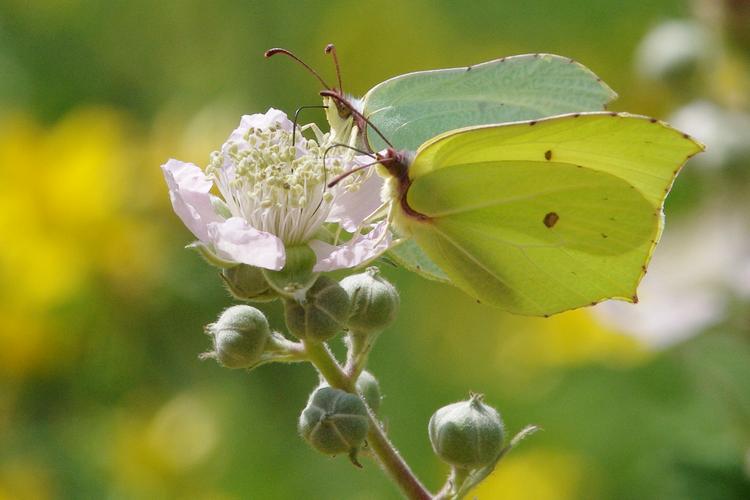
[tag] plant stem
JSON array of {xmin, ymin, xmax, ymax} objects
[
  {"xmin": 344, "ymin": 330, "xmax": 376, "ymax": 379},
  {"xmin": 304, "ymin": 341, "xmax": 433, "ymax": 500},
  {"xmin": 433, "ymin": 467, "xmax": 469, "ymax": 500}
]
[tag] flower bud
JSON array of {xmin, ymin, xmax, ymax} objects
[
  {"xmin": 428, "ymin": 394, "xmax": 504, "ymax": 470},
  {"xmin": 339, "ymin": 267, "xmax": 399, "ymax": 334},
  {"xmin": 299, "ymin": 385, "xmax": 369, "ymax": 456},
  {"xmin": 262, "ymin": 245, "xmax": 318, "ymax": 296},
  {"xmin": 221, "ymin": 264, "xmax": 277, "ymax": 302},
  {"xmin": 355, "ymin": 370, "xmax": 382, "ymax": 413},
  {"xmin": 284, "ymin": 276, "xmax": 350, "ymax": 342},
  {"xmin": 205, "ymin": 305, "xmax": 270, "ymax": 369}
]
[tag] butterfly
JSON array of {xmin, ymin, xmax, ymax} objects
[
  {"xmin": 269, "ymin": 46, "xmax": 704, "ymax": 316},
  {"xmin": 267, "ymin": 47, "xmax": 618, "ymax": 278}
]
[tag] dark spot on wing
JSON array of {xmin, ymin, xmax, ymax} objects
[
  {"xmin": 529, "ymin": 120, "xmax": 537, "ymax": 126},
  {"xmin": 649, "ymin": 118, "xmax": 658, "ymax": 123},
  {"xmin": 601, "ymin": 233, "xmax": 608, "ymax": 239},
  {"xmin": 466, "ymin": 66, "xmax": 472, "ymax": 72},
  {"xmin": 631, "ymin": 295, "xmax": 639, "ymax": 303},
  {"xmin": 573, "ymin": 113, "xmax": 581, "ymax": 118},
  {"xmin": 543, "ymin": 212, "xmax": 559, "ymax": 228},
  {"xmin": 544, "ymin": 150, "xmax": 552, "ymax": 160}
]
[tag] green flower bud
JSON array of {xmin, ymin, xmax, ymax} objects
[
  {"xmin": 220, "ymin": 264, "xmax": 277, "ymax": 302},
  {"xmin": 262, "ymin": 245, "xmax": 318, "ymax": 296},
  {"xmin": 339, "ymin": 267, "xmax": 399, "ymax": 334},
  {"xmin": 355, "ymin": 370, "xmax": 382, "ymax": 413},
  {"xmin": 428, "ymin": 394, "xmax": 505, "ymax": 470},
  {"xmin": 299, "ymin": 385, "xmax": 369, "ymax": 456},
  {"xmin": 284, "ymin": 276, "xmax": 350, "ymax": 342},
  {"xmin": 205, "ymin": 305, "xmax": 270, "ymax": 369}
]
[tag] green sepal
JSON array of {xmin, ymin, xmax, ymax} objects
[
  {"xmin": 187, "ymin": 241, "xmax": 238, "ymax": 269},
  {"xmin": 262, "ymin": 244, "xmax": 319, "ymax": 296}
]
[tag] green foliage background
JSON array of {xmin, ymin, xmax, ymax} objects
[{"xmin": 0, "ymin": 1, "xmax": 748, "ymax": 499}]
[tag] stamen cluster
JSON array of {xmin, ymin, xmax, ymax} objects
[{"xmin": 207, "ymin": 121, "xmax": 364, "ymax": 245}]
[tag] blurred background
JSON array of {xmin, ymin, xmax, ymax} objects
[{"xmin": 1, "ymin": 0, "xmax": 749, "ymax": 498}]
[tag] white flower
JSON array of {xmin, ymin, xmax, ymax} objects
[{"xmin": 162, "ymin": 108, "xmax": 390, "ymax": 271}]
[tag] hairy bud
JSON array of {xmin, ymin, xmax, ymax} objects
[
  {"xmin": 355, "ymin": 370, "xmax": 382, "ymax": 413},
  {"xmin": 429, "ymin": 394, "xmax": 505, "ymax": 469},
  {"xmin": 339, "ymin": 267, "xmax": 399, "ymax": 334},
  {"xmin": 221, "ymin": 264, "xmax": 277, "ymax": 302},
  {"xmin": 205, "ymin": 305, "xmax": 271, "ymax": 369},
  {"xmin": 299, "ymin": 385, "xmax": 369, "ymax": 456},
  {"xmin": 284, "ymin": 276, "xmax": 350, "ymax": 342}
]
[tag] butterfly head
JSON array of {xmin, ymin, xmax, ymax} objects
[{"xmin": 265, "ymin": 44, "xmax": 355, "ymax": 125}]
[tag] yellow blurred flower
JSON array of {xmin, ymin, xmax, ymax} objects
[
  {"xmin": 471, "ymin": 449, "xmax": 589, "ymax": 500},
  {"xmin": 0, "ymin": 458, "xmax": 55, "ymax": 500},
  {"xmin": 0, "ymin": 107, "xmax": 164, "ymax": 378},
  {"xmin": 406, "ymin": 283, "xmax": 648, "ymax": 391},
  {"xmin": 109, "ymin": 392, "xmax": 220, "ymax": 498}
]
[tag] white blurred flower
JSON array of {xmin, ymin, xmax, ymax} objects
[
  {"xmin": 162, "ymin": 108, "xmax": 390, "ymax": 272},
  {"xmin": 669, "ymin": 100, "xmax": 750, "ymax": 171},
  {"xmin": 635, "ymin": 20, "xmax": 713, "ymax": 82},
  {"xmin": 595, "ymin": 202, "xmax": 750, "ymax": 347}
]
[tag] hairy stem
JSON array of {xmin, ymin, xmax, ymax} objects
[
  {"xmin": 344, "ymin": 330, "xmax": 377, "ymax": 380},
  {"xmin": 304, "ymin": 341, "xmax": 433, "ymax": 500}
]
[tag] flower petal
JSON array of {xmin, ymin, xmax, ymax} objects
[
  {"xmin": 208, "ymin": 217, "xmax": 285, "ymax": 270},
  {"xmin": 327, "ymin": 158, "xmax": 385, "ymax": 232},
  {"xmin": 310, "ymin": 221, "xmax": 393, "ymax": 271},
  {"xmin": 161, "ymin": 159, "xmax": 222, "ymax": 242},
  {"xmin": 230, "ymin": 108, "xmax": 293, "ymax": 142}
]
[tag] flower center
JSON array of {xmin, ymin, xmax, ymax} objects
[{"xmin": 207, "ymin": 122, "xmax": 362, "ymax": 245}]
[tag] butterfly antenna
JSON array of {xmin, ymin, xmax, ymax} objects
[
  {"xmin": 322, "ymin": 143, "xmax": 377, "ymax": 175},
  {"xmin": 265, "ymin": 48, "xmax": 331, "ymax": 90},
  {"xmin": 327, "ymin": 157, "xmax": 394, "ymax": 188},
  {"xmin": 292, "ymin": 104, "xmax": 328, "ymax": 147},
  {"xmin": 320, "ymin": 90, "xmax": 395, "ymax": 149},
  {"xmin": 324, "ymin": 44, "xmax": 344, "ymax": 92}
]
